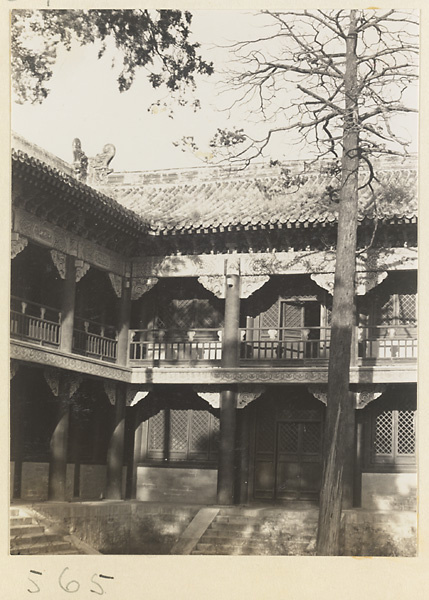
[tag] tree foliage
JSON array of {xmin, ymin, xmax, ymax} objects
[{"xmin": 11, "ymin": 9, "xmax": 213, "ymax": 104}]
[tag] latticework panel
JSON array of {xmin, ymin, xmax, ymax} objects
[
  {"xmin": 374, "ymin": 411, "xmax": 393, "ymax": 454},
  {"xmin": 190, "ymin": 411, "xmax": 210, "ymax": 453},
  {"xmin": 170, "ymin": 410, "xmax": 188, "ymax": 452},
  {"xmin": 302, "ymin": 422, "xmax": 321, "ymax": 454},
  {"xmin": 210, "ymin": 415, "xmax": 220, "ymax": 453},
  {"xmin": 148, "ymin": 410, "xmax": 165, "ymax": 451},
  {"xmin": 282, "ymin": 303, "xmax": 302, "ymax": 328},
  {"xmin": 377, "ymin": 296, "xmax": 395, "ymax": 326},
  {"xmin": 279, "ymin": 408, "xmax": 321, "ymax": 422},
  {"xmin": 256, "ymin": 417, "xmax": 276, "ymax": 453},
  {"xmin": 260, "ymin": 302, "xmax": 279, "ymax": 329},
  {"xmin": 397, "ymin": 410, "xmax": 416, "ymax": 455},
  {"xmin": 398, "ymin": 294, "xmax": 416, "ymax": 324},
  {"xmin": 278, "ymin": 422, "xmax": 299, "ymax": 453}
]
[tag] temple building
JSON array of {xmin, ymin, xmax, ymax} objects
[{"xmin": 10, "ymin": 132, "xmax": 417, "ymax": 547}]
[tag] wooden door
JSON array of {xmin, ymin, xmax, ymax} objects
[{"xmin": 275, "ymin": 420, "xmax": 322, "ymax": 500}]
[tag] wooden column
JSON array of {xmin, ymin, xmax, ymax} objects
[
  {"xmin": 59, "ymin": 255, "xmax": 76, "ymax": 353},
  {"xmin": 117, "ymin": 278, "xmax": 131, "ymax": 366},
  {"xmin": 353, "ymin": 409, "xmax": 364, "ymax": 507},
  {"xmin": 237, "ymin": 408, "xmax": 251, "ymax": 504},
  {"xmin": 105, "ymin": 382, "xmax": 126, "ymax": 499},
  {"xmin": 217, "ymin": 271, "xmax": 240, "ymax": 505},
  {"xmin": 130, "ymin": 403, "xmax": 143, "ymax": 499},
  {"xmin": 342, "ymin": 393, "xmax": 357, "ymax": 509},
  {"xmin": 48, "ymin": 374, "xmax": 71, "ymax": 501}
]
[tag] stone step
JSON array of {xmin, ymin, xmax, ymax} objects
[
  {"xmin": 194, "ymin": 540, "xmax": 314, "ymax": 556},
  {"xmin": 10, "ymin": 524, "xmax": 45, "ymax": 536},
  {"xmin": 11, "ymin": 532, "xmax": 65, "ymax": 548},
  {"xmin": 10, "ymin": 508, "xmax": 20, "ymax": 517},
  {"xmin": 11, "ymin": 541, "xmax": 75, "ymax": 555},
  {"xmin": 10, "ymin": 516, "xmax": 34, "ymax": 526}
]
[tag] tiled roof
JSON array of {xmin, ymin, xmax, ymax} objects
[{"xmin": 107, "ymin": 159, "xmax": 417, "ymax": 234}]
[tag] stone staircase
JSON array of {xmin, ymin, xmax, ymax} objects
[
  {"xmin": 10, "ymin": 506, "xmax": 97, "ymax": 555},
  {"xmin": 191, "ymin": 506, "xmax": 319, "ymax": 555}
]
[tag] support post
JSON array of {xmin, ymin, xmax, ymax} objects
[
  {"xmin": 217, "ymin": 271, "xmax": 240, "ymax": 505},
  {"xmin": 117, "ymin": 278, "xmax": 131, "ymax": 366},
  {"xmin": 59, "ymin": 255, "xmax": 76, "ymax": 353},
  {"xmin": 342, "ymin": 393, "xmax": 357, "ymax": 509},
  {"xmin": 48, "ymin": 374, "xmax": 71, "ymax": 501},
  {"xmin": 353, "ymin": 410, "xmax": 364, "ymax": 507},
  {"xmin": 105, "ymin": 382, "xmax": 126, "ymax": 499}
]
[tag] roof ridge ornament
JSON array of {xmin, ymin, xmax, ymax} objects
[{"xmin": 72, "ymin": 139, "xmax": 116, "ymax": 186}]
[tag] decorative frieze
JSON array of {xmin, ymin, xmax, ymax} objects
[
  {"xmin": 14, "ymin": 209, "xmax": 126, "ymax": 275},
  {"xmin": 10, "ymin": 341, "xmax": 131, "ymax": 382},
  {"xmin": 198, "ymin": 276, "xmax": 225, "ymax": 299},
  {"xmin": 11, "ymin": 232, "xmax": 28, "ymax": 259},
  {"xmin": 131, "ymin": 277, "xmax": 158, "ymax": 301},
  {"xmin": 108, "ymin": 273, "xmax": 123, "ymax": 298},
  {"xmin": 75, "ymin": 260, "xmax": 91, "ymax": 282},
  {"xmin": 50, "ymin": 249, "xmax": 67, "ymax": 279},
  {"xmin": 131, "ymin": 247, "xmax": 416, "ymax": 279}
]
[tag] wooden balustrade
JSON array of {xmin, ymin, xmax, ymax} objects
[
  {"xmin": 10, "ymin": 296, "xmax": 61, "ymax": 346},
  {"xmin": 73, "ymin": 317, "xmax": 117, "ymax": 362},
  {"xmin": 129, "ymin": 328, "xmax": 223, "ymax": 363}
]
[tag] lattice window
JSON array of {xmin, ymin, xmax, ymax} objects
[
  {"xmin": 282, "ymin": 303, "xmax": 302, "ymax": 328},
  {"xmin": 148, "ymin": 411, "xmax": 165, "ymax": 451},
  {"xmin": 302, "ymin": 422, "xmax": 321, "ymax": 454},
  {"xmin": 146, "ymin": 408, "xmax": 218, "ymax": 462},
  {"xmin": 170, "ymin": 410, "xmax": 188, "ymax": 452},
  {"xmin": 398, "ymin": 295, "xmax": 416, "ymax": 324},
  {"xmin": 256, "ymin": 417, "xmax": 276, "ymax": 453},
  {"xmin": 374, "ymin": 411, "xmax": 393, "ymax": 454},
  {"xmin": 372, "ymin": 408, "xmax": 416, "ymax": 466},
  {"xmin": 260, "ymin": 302, "xmax": 279, "ymax": 329},
  {"xmin": 378, "ymin": 296, "xmax": 395, "ymax": 326},
  {"xmin": 397, "ymin": 411, "xmax": 416, "ymax": 455},
  {"xmin": 190, "ymin": 411, "xmax": 210, "ymax": 453},
  {"xmin": 278, "ymin": 422, "xmax": 299, "ymax": 453}
]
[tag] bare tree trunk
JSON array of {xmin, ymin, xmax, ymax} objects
[{"xmin": 316, "ymin": 10, "xmax": 359, "ymax": 556}]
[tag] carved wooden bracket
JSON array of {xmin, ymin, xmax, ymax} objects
[
  {"xmin": 194, "ymin": 387, "xmax": 221, "ymax": 409},
  {"xmin": 131, "ymin": 277, "xmax": 158, "ymax": 301},
  {"xmin": 307, "ymin": 385, "xmax": 328, "ymax": 405},
  {"xmin": 198, "ymin": 276, "xmax": 225, "ymax": 299},
  {"xmin": 11, "ymin": 232, "xmax": 28, "ymax": 259},
  {"xmin": 126, "ymin": 385, "xmax": 151, "ymax": 407},
  {"xmin": 44, "ymin": 367, "xmax": 61, "ymax": 397},
  {"xmin": 103, "ymin": 380, "xmax": 116, "ymax": 406},
  {"xmin": 68, "ymin": 373, "xmax": 84, "ymax": 399},
  {"xmin": 307, "ymin": 384, "xmax": 388, "ymax": 408},
  {"xmin": 240, "ymin": 276, "xmax": 270, "ymax": 299},
  {"xmin": 311, "ymin": 271, "xmax": 388, "ymax": 296},
  {"xmin": 10, "ymin": 360, "xmax": 20, "ymax": 380},
  {"xmin": 108, "ymin": 272, "xmax": 123, "ymax": 298},
  {"xmin": 355, "ymin": 384, "xmax": 387, "ymax": 409},
  {"xmin": 75, "ymin": 260, "xmax": 91, "ymax": 282},
  {"xmin": 237, "ymin": 386, "xmax": 265, "ymax": 408},
  {"xmin": 50, "ymin": 249, "xmax": 67, "ymax": 279}
]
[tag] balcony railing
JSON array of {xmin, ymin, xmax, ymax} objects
[
  {"xmin": 73, "ymin": 317, "xmax": 118, "ymax": 362},
  {"xmin": 129, "ymin": 329, "xmax": 223, "ymax": 364},
  {"xmin": 10, "ymin": 298, "xmax": 417, "ymax": 368},
  {"xmin": 358, "ymin": 325, "xmax": 417, "ymax": 361},
  {"xmin": 10, "ymin": 296, "xmax": 61, "ymax": 347},
  {"xmin": 240, "ymin": 326, "xmax": 331, "ymax": 361}
]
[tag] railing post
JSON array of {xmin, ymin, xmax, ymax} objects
[{"xmin": 59, "ymin": 255, "xmax": 76, "ymax": 354}]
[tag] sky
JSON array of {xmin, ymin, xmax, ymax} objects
[{"xmin": 11, "ymin": 9, "xmax": 419, "ymax": 173}]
